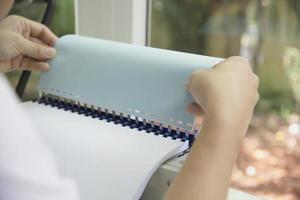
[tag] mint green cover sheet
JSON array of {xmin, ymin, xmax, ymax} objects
[{"xmin": 38, "ymin": 35, "xmax": 223, "ymax": 130}]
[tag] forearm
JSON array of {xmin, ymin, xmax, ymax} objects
[{"xmin": 164, "ymin": 113, "xmax": 249, "ymax": 200}]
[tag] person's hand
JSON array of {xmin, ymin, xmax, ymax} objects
[
  {"xmin": 164, "ymin": 57, "xmax": 259, "ymax": 200},
  {"xmin": 187, "ymin": 56, "xmax": 259, "ymax": 133},
  {"xmin": 0, "ymin": 15, "xmax": 58, "ymax": 73}
]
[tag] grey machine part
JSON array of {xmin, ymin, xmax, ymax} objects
[{"xmin": 141, "ymin": 154, "xmax": 265, "ymax": 200}]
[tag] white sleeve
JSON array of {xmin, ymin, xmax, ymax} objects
[{"xmin": 0, "ymin": 74, "xmax": 80, "ymax": 200}]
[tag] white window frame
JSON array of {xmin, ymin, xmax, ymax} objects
[{"xmin": 74, "ymin": 0, "xmax": 150, "ymax": 46}]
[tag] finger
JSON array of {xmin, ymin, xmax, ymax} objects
[
  {"xmin": 226, "ymin": 56, "xmax": 252, "ymax": 70},
  {"xmin": 17, "ymin": 36, "xmax": 56, "ymax": 60},
  {"xmin": 253, "ymin": 74, "xmax": 259, "ymax": 89},
  {"xmin": 186, "ymin": 69, "xmax": 206, "ymax": 92},
  {"xmin": 19, "ymin": 57, "xmax": 50, "ymax": 72},
  {"xmin": 192, "ymin": 115, "xmax": 203, "ymax": 133},
  {"xmin": 27, "ymin": 18, "xmax": 58, "ymax": 46},
  {"xmin": 186, "ymin": 102, "xmax": 204, "ymax": 117},
  {"xmin": 0, "ymin": 59, "xmax": 11, "ymax": 72},
  {"xmin": 30, "ymin": 37, "xmax": 47, "ymax": 46},
  {"xmin": 187, "ymin": 103, "xmax": 205, "ymax": 132}
]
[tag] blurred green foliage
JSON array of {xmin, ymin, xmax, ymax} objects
[
  {"xmin": 150, "ymin": 0, "xmax": 300, "ymax": 116},
  {"xmin": 11, "ymin": 0, "xmax": 74, "ymax": 36}
]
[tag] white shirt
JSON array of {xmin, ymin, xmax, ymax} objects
[{"xmin": 0, "ymin": 74, "xmax": 79, "ymax": 200}]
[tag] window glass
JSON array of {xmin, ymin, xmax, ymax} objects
[
  {"xmin": 5, "ymin": 0, "xmax": 75, "ymax": 100},
  {"xmin": 150, "ymin": 1, "xmax": 300, "ymax": 199}
]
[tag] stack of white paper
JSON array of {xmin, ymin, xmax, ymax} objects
[{"xmin": 22, "ymin": 102, "xmax": 188, "ymax": 200}]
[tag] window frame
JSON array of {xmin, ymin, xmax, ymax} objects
[{"xmin": 74, "ymin": 0, "xmax": 148, "ymax": 46}]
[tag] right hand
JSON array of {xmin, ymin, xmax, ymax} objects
[
  {"xmin": 187, "ymin": 56, "xmax": 259, "ymax": 130},
  {"xmin": 164, "ymin": 57, "xmax": 259, "ymax": 200}
]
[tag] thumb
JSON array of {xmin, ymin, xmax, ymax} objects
[
  {"xmin": 17, "ymin": 36, "xmax": 56, "ymax": 60},
  {"xmin": 186, "ymin": 102, "xmax": 204, "ymax": 117}
]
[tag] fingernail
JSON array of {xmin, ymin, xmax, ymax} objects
[
  {"xmin": 45, "ymin": 47, "xmax": 56, "ymax": 57},
  {"xmin": 42, "ymin": 63, "xmax": 51, "ymax": 71}
]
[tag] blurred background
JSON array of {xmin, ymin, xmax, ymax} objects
[{"xmin": 5, "ymin": 0, "xmax": 300, "ymax": 199}]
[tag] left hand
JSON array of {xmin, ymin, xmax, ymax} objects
[{"xmin": 0, "ymin": 15, "xmax": 58, "ymax": 73}]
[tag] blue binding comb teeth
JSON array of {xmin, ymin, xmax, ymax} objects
[{"xmin": 38, "ymin": 94, "xmax": 194, "ymax": 145}]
